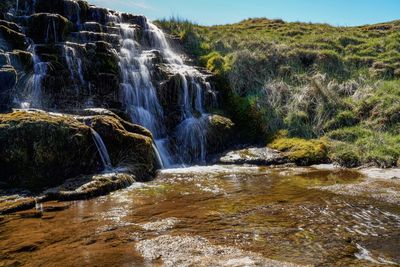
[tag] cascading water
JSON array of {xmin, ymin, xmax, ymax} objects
[
  {"xmin": 63, "ymin": 43, "xmax": 85, "ymax": 92},
  {"xmin": 118, "ymin": 22, "xmax": 174, "ymax": 167},
  {"xmin": 145, "ymin": 22, "xmax": 211, "ymax": 165},
  {"xmin": 91, "ymin": 128, "xmax": 112, "ymax": 171},
  {"xmin": 114, "ymin": 17, "xmax": 214, "ymax": 166},
  {"xmin": 20, "ymin": 45, "xmax": 47, "ymax": 109},
  {"xmin": 7, "ymin": 1, "xmax": 218, "ymax": 168}
]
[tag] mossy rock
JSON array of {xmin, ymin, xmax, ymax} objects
[
  {"xmin": 206, "ymin": 115, "xmax": 234, "ymax": 154},
  {"xmin": 0, "ymin": 25, "xmax": 27, "ymax": 50},
  {"xmin": 81, "ymin": 115, "xmax": 157, "ymax": 180},
  {"xmin": 26, "ymin": 13, "xmax": 73, "ymax": 43},
  {"xmin": 0, "ymin": 111, "xmax": 99, "ymax": 191},
  {"xmin": 269, "ymin": 137, "xmax": 329, "ymax": 166}
]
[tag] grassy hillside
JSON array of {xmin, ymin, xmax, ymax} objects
[{"xmin": 156, "ymin": 17, "xmax": 400, "ymax": 167}]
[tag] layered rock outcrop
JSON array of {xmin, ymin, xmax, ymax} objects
[{"xmin": 0, "ymin": 110, "xmax": 157, "ymax": 191}]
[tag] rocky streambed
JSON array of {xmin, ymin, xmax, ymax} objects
[{"xmin": 1, "ymin": 165, "xmax": 399, "ymax": 266}]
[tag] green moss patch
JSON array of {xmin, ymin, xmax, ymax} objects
[{"xmin": 269, "ymin": 137, "xmax": 329, "ymax": 166}]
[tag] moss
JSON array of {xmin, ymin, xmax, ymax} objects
[
  {"xmin": 0, "ymin": 111, "xmax": 99, "ymax": 191},
  {"xmin": 269, "ymin": 137, "xmax": 329, "ymax": 166},
  {"xmin": 85, "ymin": 115, "xmax": 157, "ymax": 180}
]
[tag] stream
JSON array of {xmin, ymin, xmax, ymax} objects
[{"xmin": 1, "ymin": 165, "xmax": 399, "ymax": 266}]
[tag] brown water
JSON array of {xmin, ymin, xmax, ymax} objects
[{"xmin": 1, "ymin": 165, "xmax": 399, "ymax": 266}]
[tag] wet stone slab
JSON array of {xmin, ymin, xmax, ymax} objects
[{"xmin": 219, "ymin": 147, "xmax": 289, "ymax": 166}]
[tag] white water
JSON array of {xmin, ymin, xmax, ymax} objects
[
  {"xmin": 20, "ymin": 45, "xmax": 47, "ymax": 109},
  {"xmin": 91, "ymin": 128, "xmax": 112, "ymax": 171},
  {"xmin": 118, "ymin": 22, "xmax": 174, "ymax": 167},
  {"xmin": 63, "ymin": 43, "xmax": 85, "ymax": 93},
  {"xmin": 148, "ymin": 23, "xmax": 211, "ymax": 164}
]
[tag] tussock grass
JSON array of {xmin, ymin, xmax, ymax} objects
[{"xmin": 156, "ymin": 17, "xmax": 400, "ymax": 167}]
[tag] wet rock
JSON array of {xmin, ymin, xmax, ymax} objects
[
  {"xmin": 136, "ymin": 235, "xmax": 303, "ymax": 267},
  {"xmin": 0, "ymin": 110, "xmax": 99, "ymax": 191},
  {"xmin": 0, "ymin": 20, "xmax": 22, "ymax": 33},
  {"xmin": 120, "ymin": 13, "xmax": 147, "ymax": 28},
  {"xmin": 80, "ymin": 115, "xmax": 157, "ymax": 179},
  {"xmin": 0, "ymin": 66, "xmax": 16, "ymax": 111},
  {"xmin": 26, "ymin": 13, "xmax": 72, "ymax": 43},
  {"xmin": 0, "ymin": 195, "xmax": 36, "ymax": 215},
  {"xmin": 219, "ymin": 147, "xmax": 288, "ymax": 166},
  {"xmin": 206, "ymin": 115, "xmax": 234, "ymax": 154},
  {"xmin": 8, "ymin": 49, "xmax": 33, "ymax": 71},
  {"xmin": 43, "ymin": 173, "xmax": 136, "ymax": 201},
  {"xmin": 0, "ymin": 25, "xmax": 26, "ymax": 50}
]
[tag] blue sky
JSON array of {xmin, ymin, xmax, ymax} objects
[{"xmin": 88, "ymin": 0, "xmax": 400, "ymax": 26}]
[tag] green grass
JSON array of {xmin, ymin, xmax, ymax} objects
[{"xmin": 156, "ymin": 17, "xmax": 400, "ymax": 167}]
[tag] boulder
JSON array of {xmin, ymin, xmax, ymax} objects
[
  {"xmin": 206, "ymin": 115, "xmax": 234, "ymax": 154},
  {"xmin": 0, "ymin": 111, "xmax": 99, "ymax": 191},
  {"xmin": 78, "ymin": 115, "xmax": 157, "ymax": 180},
  {"xmin": 219, "ymin": 147, "xmax": 289, "ymax": 166},
  {"xmin": 43, "ymin": 173, "xmax": 136, "ymax": 201}
]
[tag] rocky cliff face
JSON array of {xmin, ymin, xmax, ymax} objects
[{"xmin": 0, "ymin": 0, "xmax": 233, "ymax": 193}]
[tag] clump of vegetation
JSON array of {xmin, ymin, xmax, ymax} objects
[
  {"xmin": 269, "ymin": 132, "xmax": 329, "ymax": 166},
  {"xmin": 156, "ymin": 17, "xmax": 400, "ymax": 167},
  {"xmin": 327, "ymin": 126, "xmax": 400, "ymax": 168}
]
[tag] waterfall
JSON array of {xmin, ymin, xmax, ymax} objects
[
  {"xmin": 16, "ymin": 0, "xmax": 19, "ymax": 14},
  {"xmin": 144, "ymin": 22, "xmax": 210, "ymax": 165},
  {"xmin": 114, "ymin": 16, "xmax": 213, "ymax": 167},
  {"xmin": 21, "ymin": 45, "xmax": 47, "ymax": 109},
  {"xmin": 63, "ymin": 43, "xmax": 85, "ymax": 93},
  {"xmin": 118, "ymin": 22, "xmax": 174, "ymax": 167},
  {"xmin": 152, "ymin": 143, "xmax": 164, "ymax": 169},
  {"xmin": 91, "ymin": 129, "xmax": 112, "ymax": 171}
]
